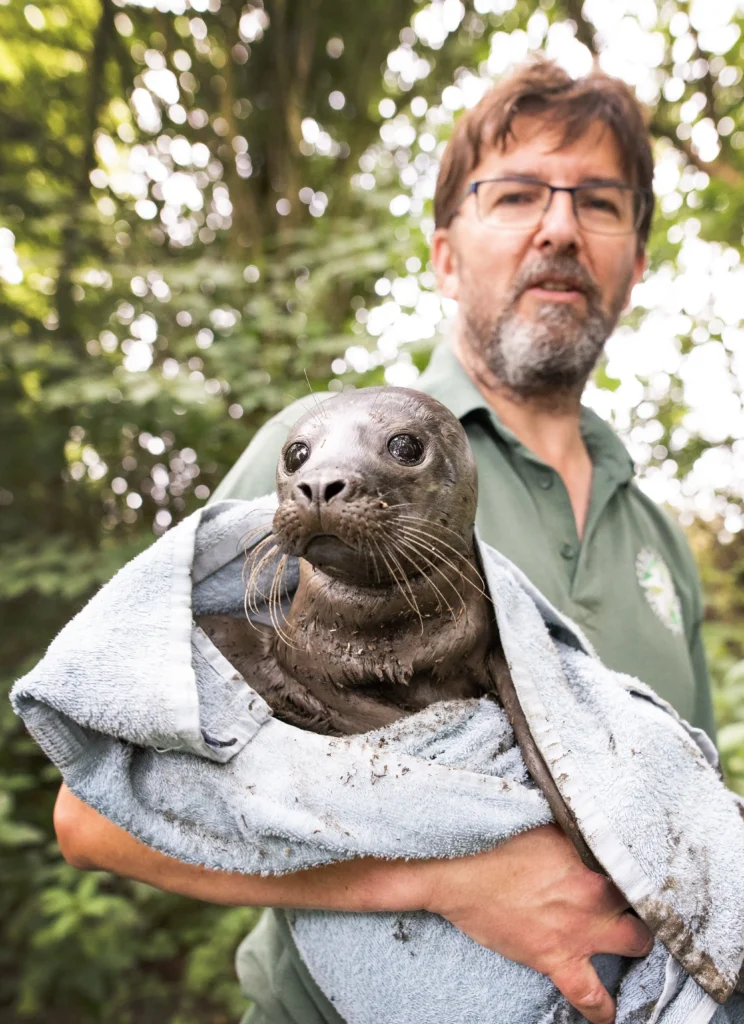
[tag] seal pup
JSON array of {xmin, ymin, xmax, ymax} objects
[
  {"xmin": 198, "ymin": 385, "xmax": 600, "ymax": 868},
  {"xmin": 198, "ymin": 386, "xmax": 496, "ymax": 736}
]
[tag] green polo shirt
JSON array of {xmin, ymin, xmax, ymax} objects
[{"xmin": 212, "ymin": 342, "xmax": 715, "ymax": 1024}]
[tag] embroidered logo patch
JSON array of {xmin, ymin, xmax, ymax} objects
[{"xmin": 636, "ymin": 548, "xmax": 683, "ymax": 636}]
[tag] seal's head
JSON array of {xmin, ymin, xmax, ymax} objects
[{"xmin": 271, "ymin": 386, "xmax": 478, "ymax": 585}]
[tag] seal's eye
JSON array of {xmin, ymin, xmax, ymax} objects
[
  {"xmin": 284, "ymin": 441, "xmax": 310, "ymax": 473},
  {"xmin": 387, "ymin": 434, "xmax": 424, "ymax": 466}
]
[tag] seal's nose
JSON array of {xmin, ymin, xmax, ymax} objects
[{"xmin": 295, "ymin": 478, "xmax": 348, "ymax": 505}]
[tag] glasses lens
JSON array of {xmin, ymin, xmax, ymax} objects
[
  {"xmin": 472, "ymin": 180, "xmax": 647, "ymax": 235},
  {"xmin": 574, "ymin": 185, "xmax": 644, "ymax": 235},
  {"xmin": 475, "ymin": 180, "xmax": 551, "ymax": 229}
]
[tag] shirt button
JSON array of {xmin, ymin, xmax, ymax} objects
[
  {"xmin": 538, "ymin": 474, "xmax": 553, "ymax": 490},
  {"xmin": 560, "ymin": 542, "xmax": 576, "ymax": 559}
]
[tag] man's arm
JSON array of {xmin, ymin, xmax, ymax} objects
[{"xmin": 55, "ymin": 785, "xmax": 651, "ymax": 1024}]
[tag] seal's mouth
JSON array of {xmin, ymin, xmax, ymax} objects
[
  {"xmin": 301, "ymin": 533, "xmax": 405, "ymax": 586},
  {"xmin": 304, "ymin": 534, "xmax": 353, "ymax": 564},
  {"xmin": 301, "ymin": 533, "xmax": 365, "ymax": 579}
]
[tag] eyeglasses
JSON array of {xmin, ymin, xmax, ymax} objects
[{"xmin": 460, "ymin": 177, "xmax": 651, "ymax": 236}]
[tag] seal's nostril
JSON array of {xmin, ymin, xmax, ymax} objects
[
  {"xmin": 297, "ymin": 483, "xmax": 313, "ymax": 503},
  {"xmin": 324, "ymin": 480, "xmax": 346, "ymax": 502}
]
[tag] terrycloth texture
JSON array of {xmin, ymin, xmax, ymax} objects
[{"xmin": 11, "ymin": 498, "xmax": 744, "ymax": 1024}]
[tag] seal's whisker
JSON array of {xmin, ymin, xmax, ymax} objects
[
  {"xmin": 396, "ymin": 522, "xmax": 471, "ymax": 563},
  {"xmin": 266, "ymin": 565, "xmax": 286, "ymax": 643},
  {"xmin": 371, "ymin": 484, "xmax": 411, "ymax": 507},
  {"xmin": 240, "ymin": 530, "xmax": 278, "ymax": 590},
  {"xmin": 269, "ymin": 552, "xmax": 286, "ymax": 625},
  {"xmin": 243, "ymin": 530, "xmax": 277, "ymax": 565},
  {"xmin": 396, "ymin": 514, "xmax": 474, "ymax": 546},
  {"xmin": 390, "ymin": 535, "xmax": 462, "ymax": 619},
  {"xmin": 269, "ymin": 553, "xmax": 300, "ymax": 650},
  {"xmin": 242, "ymin": 532, "xmax": 277, "ymax": 586},
  {"xmin": 395, "ymin": 516, "xmax": 473, "ymax": 551},
  {"xmin": 370, "ymin": 386, "xmax": 386, "ymax": 415},
  {"xmin": 397, "ymin": 526, "xmax": 486, "ymax": 598},
  {"xmin": 366, "ymin": 544, "xmax": 382, "ymax": 585},
  {"xmin": 384, "ymin": 536, "xmax": 448, "ymax": 624},
  {"xmin": 398, "ymin": 539, "xmax": 485, "ymax": 606},
  {"xmin": 379, "ymin": 540, "xmax": 425, "ymax": 634},
  {"xmin": 395, "ymin": 522, "xmax": 485, "ymax": 587},
  {"xmin": 268, "ymin": 553, "xmax": 296, "ymax": 649},
  {"xmin": 303, "ymin": 369, "xmax": 329, "ymax": 424},
  {"xmin": 372, "ymin": 536, "xmax": 419, "ymax": 614},
  {"xmin": 250, "ymin": 544, "xmax": 284, "ymax": 614},
  {"xmin": 243, "ymin": 539, "xmax": 280, "ymax": 629},
  {"xmin": 371, "ymin": 538, "xmax": 423, "ymax": 629},
  {"xmin": 370, "ymin": 538, "xmax": 409, "ymax": 609},
  {"xmin": 242, "ymin": 533, "xmax": 278, "ymax": 601},
  {"xmin": 245, "ymin": 543, "xmax": 281, "ymax": 618},
  {"xmin": 241, "ymin": 518, "xmax": 277, "ymax": 539},
  {"xmin": 243, "ymin": 587, "xmax": 263, "ymax": 633},
  {"xmin": 238, "ymin": 520, "xmax": 278, "ymax": 553},
  {"xmin": 282, "ymin": 390, "xmax": 328, "ymax": 428}
]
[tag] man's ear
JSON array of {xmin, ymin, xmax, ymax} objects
[
  {"xmin": 430, "ymin": 227, "xmax": 460, "ymax": 301},
  {"xmin": 624, "ymin": 248, "xmax": 647, "ymax": 310}
]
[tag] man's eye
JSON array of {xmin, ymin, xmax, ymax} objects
[
  {"xmin": 584, "ymin": 198, "xmax": 620, "ymax": 215},
  {"xmin": 284, "ymin": 442, "xmax": 310, "ymax": 473},
  {"xmin": 578, "ymin": 189, "xmax": 624, "ymax": 218},
  {"xmin": 387, "ymin": 434, "xmax": 425, "ymax": 465},
  {"xmin": 497, "ymin": 189, "xmax": 538, "ymax": 206}
]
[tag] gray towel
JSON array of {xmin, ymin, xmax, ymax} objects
[{"xmin": 11, "ymin": 499, "xmax": 744, "ymax": 1024}]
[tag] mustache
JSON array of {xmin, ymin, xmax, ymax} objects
[{"xmin": 510, "ymin": 256, "xmax": 601, "ymax": 305}]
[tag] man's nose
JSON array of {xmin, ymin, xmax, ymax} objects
[
  {"xmin": 294, "ymin": 477, "xmax": 349, "ymax": 506},
  {"xmin": 532, "ymin": 189, "xmax": 582, "ymax": 254}
]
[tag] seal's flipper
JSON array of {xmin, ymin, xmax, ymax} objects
[{"xmin": 487, "ymin": 647, "xmax": 603, "ymax": 874}]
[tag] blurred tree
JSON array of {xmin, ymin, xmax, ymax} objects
[{"xmin": 2, "ymin": 0, "xmax": 744, "ymax": 1019}]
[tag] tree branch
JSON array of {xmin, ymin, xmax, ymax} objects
[
  {"xmin": 650, "ymin": 115, "xmax": 744, "ymax": 188},
  {"xmin": 57, "ymin": 0, "xmax": 115, "ymax": 352},
  {"xmin": 560, "ymin": 0, "xmax": 598, "ymax": 55},
  {"xmin": 221, "ymin": 5, "xmax": 263, "ymax": 256}
]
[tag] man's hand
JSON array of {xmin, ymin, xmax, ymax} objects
[{"xmin": 421, "ymin": 824, "xmax": 652, "ymax": 1024}]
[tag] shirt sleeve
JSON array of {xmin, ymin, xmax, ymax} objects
[
  {"xmin": 654, "ymin": 507, "xmax": 717, "ymax": 743},
  {"xmin": 674, "ymin": 526, "xmax": 717, "ymax": 743},
  {"xmin": 688, "ymin": 587, "xmax": 717, "ymax": 744},
  {"xmin": 209, "ymin": 395, "xmax": 331, "ymax": 504},
  {"xmin": 209, "ymin": 416, "xmax": 291, "ymax": 503}
]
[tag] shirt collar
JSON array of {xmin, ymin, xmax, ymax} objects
[{"xmin": 419, "ymin": 341, "xmax": 635, "ymax": 485}]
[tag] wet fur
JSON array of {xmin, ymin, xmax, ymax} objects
[
  {"xmin": 198, "ymin": 386, "xmax": 601, "ymax": 869},
  {"xmin": 198, "ymin": 387, "xmax": 497, "ymax": 737}
]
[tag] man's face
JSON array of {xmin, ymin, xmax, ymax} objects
[{"xmin": 431, "ymin": 115, "xmax": 647, "ymax": 401}]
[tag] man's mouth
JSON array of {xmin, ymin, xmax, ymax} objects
[
  {"xmin": 524, "ymin": 277, "xmax": 587, "ymax": 302},
  {"xmin": 537, "ymin": 280, "xmax": 580, "ymax": 292}
]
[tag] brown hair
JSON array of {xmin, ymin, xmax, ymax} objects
[{"xmin": 434, "ymin": 56, "xmax": 655, "ymax": 251}]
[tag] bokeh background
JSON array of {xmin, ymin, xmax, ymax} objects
[{"xmin": 2, "ymin": 0, "xmax": 744, "ymax": 1020}]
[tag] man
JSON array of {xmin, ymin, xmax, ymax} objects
[{"xmin": 55, "ymin": 57, "xmax": 714, "ymax": 1024}]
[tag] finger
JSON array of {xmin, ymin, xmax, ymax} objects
[
  {"xmin": 597, "ymin": 911, "xmax": 653, "ymax": 959},
  {"xmin": 551, "ymin": 959, "xmax": 616, "ymax": 1024}
]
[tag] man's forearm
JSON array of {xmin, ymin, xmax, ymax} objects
[
  {"xmin": 54, "ymin": 784, "xmax": 653, "ymax": 1024},
  {"xmin": 54, "ymin": 784, "xmax": 430, "ymax": 912}
]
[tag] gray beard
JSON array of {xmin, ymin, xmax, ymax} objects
[
  {"xmin": 463, "ymin": 255, "xmax": 622, "ymax": 403},
  {"xmin": 480, "ymin": 300, "xmax": 612, "ymax": 400}
]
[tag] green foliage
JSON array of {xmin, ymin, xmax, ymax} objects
[{"xmin": 2, "ymin": 0, "xmax": 744, "ymax": 1019}]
